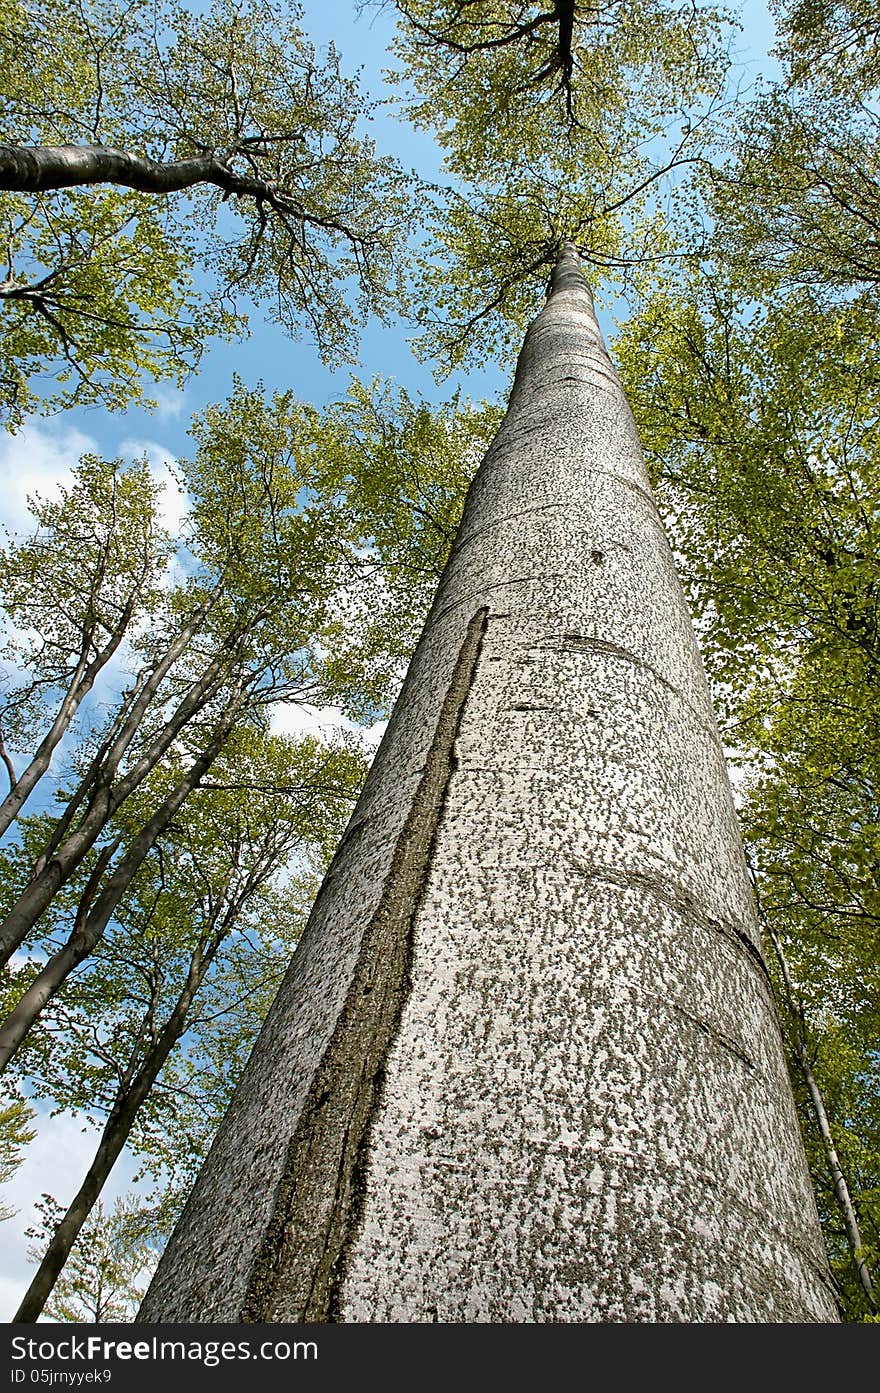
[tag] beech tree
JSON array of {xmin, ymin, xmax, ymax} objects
[
  {"xmin": 0, "ymin": 455, "xmax": 171, "ymax": 840},
  {"xmin": 0, "ymin": 0, "xmax": 406, "ymax": 424},
  {"xmin": 130, "ymin": 2, "xmax": 856, "ymax": 1323},
  {"xmin": 139, "ymin": 244, "xmax": 839, "ymax": 1323}
]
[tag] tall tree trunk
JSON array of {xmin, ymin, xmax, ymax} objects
[{"xmin": 138, "ymin": 244, "xmax": 840, "ymax": 1323}]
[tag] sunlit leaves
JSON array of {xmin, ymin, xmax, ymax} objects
[
  {"xmin": 0, "ymin": 1090, "xmax": 35, "ymax": 1218},
  {"xmin": 707, "ymin": 90, "xmax": 880, "ymax": 306},
  {"xmin": 0, "ymin": 455, "xmax": 171, "ymax": 701},
  {"xmin": 0, "ymin": 185, "xmax": 217, "ymax": 425},
  {"xmin": 615, "ymin": 281, "xmax": 880, "ymax": 703},
  {"xmin": 773, "ymin": 0, "xmax": 880, "ymax": 96},
  {"xmin": 26, "ymin": 1193, "xmax": 160, "ymax": 1321},
  {"xmin": 0, "ymin": 0, "xmax": 408, "ymax": 423},
  {"xmin": 385, "ymin": 0, "xmax": 735, "ymax": 370}
]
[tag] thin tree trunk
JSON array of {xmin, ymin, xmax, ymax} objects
[
  {"xmin": 765, "ymin": 915, "xmax": 877, "ymax": 1310},
  {"xmin": 554, "ymin": 0, "xmax": 575, "ymax": 83},
  {"xmin": 12, "ymin": 944, "xmax": 217, "ymax": 1322},
  {"xmin": 0, "ymin": 578, "xmax": 145, "ymax": 841},
  {"xmin": 31, "ymin": 670, "xmax": 152, "ymax": 881},
  {"xmin": 0, "ymin": 467, "xmax": 158, "ymax": 838},
  {"xmin": 0, "ymin": 730, "xmax": 17, "ymax": 791},
  {"xmin": 0, "ymin": 705, "xmax": 239, "ymax": 1071},
  {"xmin": 0, "ymin": 638, "xmax": 95, "ymax": 836},
  {"xmin": 0, "ymin": 584, "xmax": 235, "ymax": 968},
  {"xmin": 140, "ymin": 243, "xmax": 840, "ymax": 1323}
]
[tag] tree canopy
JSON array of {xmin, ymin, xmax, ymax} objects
[
  {"xmin": 0, "ymin": 0, "xmax": 407, "ymax": 424},
  {"xmin": 1, "ymin": 0, "xmax": 878, "ymax": 1323},
  {"xmin": 384, "ymin": 0, "xmax": 734, "ymax": 370}
]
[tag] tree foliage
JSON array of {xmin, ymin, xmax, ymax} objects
[
  {"xmin": 310, "ymin": 378, "xmax": 503, "ymax": 694},
  {"xmin": 0, "ymin": 454, "xmax": 172, "ymax": 837},
  {"xmin": 384, "ymin": 0, "xmax": 734, "ymax": 370},
  {"xmin": 0, "ymin": 0, "xmax": 407, "ymax": 424},
  {"xmin": 0, "ymin": 1090, "xmax": 35, "ymax": 1220},
  {"xmin": 25, "ymin": 1192, "xmax": 158, "ymax": 1322},
  {"xmin": 774, "ymin": 0, "xmax": 880, "ymax": 94}
]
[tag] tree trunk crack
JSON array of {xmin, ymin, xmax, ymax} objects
[
  {"xmin": 568, "ymin": 858, "xmax": 772, "ymax": 990},
  {"xmin": 669, "ymin": 1001, "xmax": 758, "ymax": 1073},
  {"xmin": 238, "ymin": 607, "xmax": 489, "ymax": 1323}
]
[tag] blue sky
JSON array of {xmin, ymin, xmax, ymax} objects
[
  {"xmin": 0, "ymin": 0, "xmax": 783, "ymax": 1319},
  {"xmin": 0, "ymin": 0, "xmax": 783, "ymax": 478}
]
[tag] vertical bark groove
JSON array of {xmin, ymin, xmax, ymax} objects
[{"xmin": 239, "ymin": 607, "xmax": 488, "ymax": 1322}]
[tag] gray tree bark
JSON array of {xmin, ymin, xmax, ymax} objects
[
  {"xmin": 138, "ymin": 243, "xmax": 839, "ymax": 1323},
  {"xmin": 0, "ymin": 144, "xmax": 284, "ymax": 203}
]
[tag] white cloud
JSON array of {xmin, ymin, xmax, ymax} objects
[
  {"xmin": 0, "ymin": 423, "xmax": 189, "ymax": 541},
  {"xmin": 363, "ymin": 720, "xmax": 388, "ymax": 752},
  {"xmin": 150, "ymin": 386, "xmax": 189, "ymax": 421},
  {"xmin": 0, "ymin": 1104, "xmax": 150, "ymax": 1321},
  {"xmin": 0, "ymin": 420, "xmax": 98, "ymax": 539},
  {"xmin": 724, "ymin": 750, "xmax": 746, "ymax": 809},
  {"xmin": 116, "ymin": 437, "xmax": 189, "ymax": 538},
  {"xmin": 271, "ymin": 700, "xmax": 387, "ymax": 754}
]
